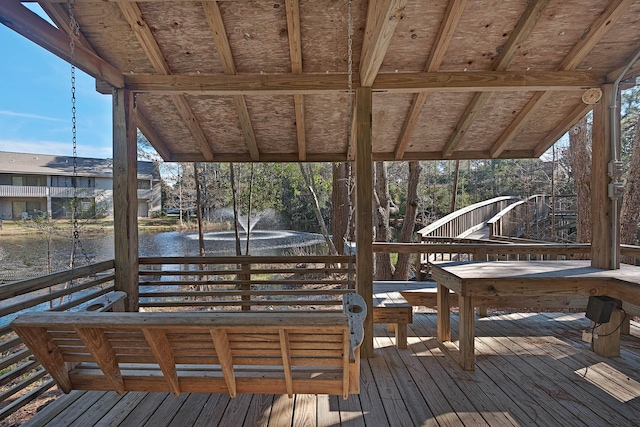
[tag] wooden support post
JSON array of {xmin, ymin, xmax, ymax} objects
[
  {"xmin": 591, "ymin": 84, "xmax": 619, "ymax": 269},
  {"xmin": 355, "ymin": 87, "xmax": 374, "ymax": 358},
  {"xmin": 476, "ymin": 306, "xmax": 487, "ymax": 317},
  {"xmin": 436, "ymin": 283, "xmax": 450, "ymax": 342},
  {"xmin": 621, "ymin": 313, "xmax": 631, "ymax": 335},
  {"xmin": 459, "ymin": 295, "xmax": 475, "ymax": 370},
  {"xmin": 593, "ymin": 308, "xmax": 623, "ymax": 357},
  {"xmin": 113, "ymin": 89, "xmax": 139, "ymax": 312}
]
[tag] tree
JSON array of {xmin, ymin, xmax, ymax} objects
[
  {"xmin": 620, "ymin": 88, "xmax": 640, "ymax": 246},
  {"xmin": 393, "ymin": 161, "xmax": 422, "ymax": 280},
  {"xmin": 373, "ymin": 162, "xmax": 395, "ymax": 279},
  {"xmin": 568, "ymin": 115, "xmax": 592, "ymax": 243},
  {"xmin": 299, "ymin": 163, "xmax": 337, "ymax": 255}
]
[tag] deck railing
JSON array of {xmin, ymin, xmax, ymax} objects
[
  {"xmin": 0, "ymin": 261, "xmax": 115, "ymax": 420},
  {"xmin": 138, "ymin": 255, "xmax": 355, "ymax": 311}
]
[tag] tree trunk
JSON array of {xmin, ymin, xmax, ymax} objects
[
  {"xmin": 245, "ymin": 164, "xmax": 254, "ymax": 255},
  {"xmin": 299, "ymin": 163, "xmax": 338, "ymax": 255},
  {"xmin": 393, "ymin": 161, "xmax": 422, "ymax": 280},
  {"xmin": 568, "ymin": 116, "xmax": 591, "ymax": 244},
  {"xmin": 373, "ymin": 162, "xmax": 394, "ymax": 280},
  {"xmin": 229, "ymin": 162, "xmax": 242, "ymax": 256},
  {"xmin": 451, "ymin": 160, "xmax": 460, "ymax": 212},
  {"xmin": 332, "ymin": 162, "xmax": 349, "ymax": 255},
  {"xmin": 193, "ymin": 163, "xmax": 205, "ymax": 257},
  {"xmin": 620, "ymin": 113, "xmax": 640, "ymax": 246}
]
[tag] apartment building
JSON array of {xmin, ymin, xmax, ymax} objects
[{"xmin": 0, "ymin": 151, "xmax": 161, "ymax": 219}]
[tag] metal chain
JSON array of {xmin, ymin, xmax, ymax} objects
[
  {"xmin": 344, "ymin": 0, "xmax": 356, "ymax": 245},
  {"xmin": 67, "ymin": 0, "xmax": 94, "ymax": 274}
]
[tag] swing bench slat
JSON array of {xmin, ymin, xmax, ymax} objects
[{"xmin": 11, "ymin": 294, "xmax": 366, "ymax": 399}]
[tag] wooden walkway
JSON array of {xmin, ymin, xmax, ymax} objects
[{"xmin": 22, "ymin": 312, "xmax": 640, "ymax": 427}]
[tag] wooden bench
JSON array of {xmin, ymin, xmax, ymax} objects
[
  {"xmin": 372, "ymin": 284, "xmax": 413, "ymax": 349},
  {"xmin": 11, "ymin": 294, "xmax": 366, "ymax": 399}
]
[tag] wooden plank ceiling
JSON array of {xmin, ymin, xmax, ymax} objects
[{"xmin": 3, "ymin": 0, "xmax": 640, "ymax": 162}]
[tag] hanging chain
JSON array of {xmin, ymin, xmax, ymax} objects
[
  {"xmin": 68, "ymin": 0, "xmax": 94, "ymax": 274},
  {"xmin": 344, "ymin": 0, "xmax": 356, "ymax": 245}
]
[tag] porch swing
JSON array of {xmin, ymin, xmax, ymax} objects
[{"xmin": 10, "ymin": 0, "xmax": 365, "ymax": 400}]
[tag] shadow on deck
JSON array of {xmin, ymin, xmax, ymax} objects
[{"xmin": 22, "ymin": 312, "xmax": 640, "ymax": 427}]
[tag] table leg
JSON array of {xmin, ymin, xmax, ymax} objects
[
  {"xmin": 459, "ymin": 295, "xmax": 475, "ymax": 371},
  {"xmin": 437, "ymin": 283, "xmax": 450, "ymax": 342}
]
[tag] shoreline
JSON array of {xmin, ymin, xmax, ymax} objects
[{"xmin": 0, "ymin": 217, "xmax": 228, "ymax": 237}]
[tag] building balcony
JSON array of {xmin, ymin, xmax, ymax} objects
[{"xmin": 0, "ymin": 184, "xmax": 47, "ymax": 197}]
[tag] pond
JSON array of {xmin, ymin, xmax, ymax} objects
[{"xmin": 0, "ymin": 229, "xmax": 327, "ymax": 282}]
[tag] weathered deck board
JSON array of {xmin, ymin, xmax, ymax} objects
[{"xmin": 21, "ymin": 313, "xmax": 640, "ymax": 427}]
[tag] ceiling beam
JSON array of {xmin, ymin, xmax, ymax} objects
[
  {"xmin": 394, "ymin": 0, "xmax": 467, "ymax": 160},
  {"xmin": 0, "ymin": 0, "xmax": 124, "ymax": 87},
  {"xmin": 359, "ymin": 0, "xmax": 406, "ymax": 87},
  {"xmin": 442, "ymin": 0, "xmax": 550, "ymax": 158},
  {"xmin": 533, "ymin": 102, "xmax": 593, "ymax": 157},
  {"xmin": 118, "ymin": 2, "xmax": 214, "ymax": 160},
  {"xmin": 285, "ymin": 0, "xmax": 306, "ymax": 161},
  {"xmin": 202, "ymin": 1, "xmax": 259, "ymax": 161},
  {"xmin": 38, "ymin": 1, "xmax": 166, "ymax": 158},
  {"xmin": 125, "ymin": 70, "xmax": 603, "ymax": 95},
  {"xmin": 490, "ymin": 0, "xmax": 633, "ymax": 158}
]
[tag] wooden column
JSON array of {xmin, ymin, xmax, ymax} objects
[
  {"xmin": 458, "ymin": 295, "xmax": 475, "ymax": 371},
  {"xmin": 593, "ymin": 308, "xmax": 624, "ymax": 357},
  {"xmin": 591, "ymin": 84, "xmax": 619, "ymax": 269},
  {"xmin": 436, "ymin": 283, "xmax": 450, "ymax": 342},
  {"xmin": 355, "ymin": 87, "xmax": 374, "ymax": 358},
  {"xmin": 113, "ymin": 88, "xmax": 139, "ymax": 312}
]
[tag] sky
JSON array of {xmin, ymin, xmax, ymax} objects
[{"xmin": 0, "ymin": 4, "xmax": 113, "ymax": 159}]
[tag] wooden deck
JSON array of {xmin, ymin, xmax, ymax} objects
[{"xmin": 22, "ymin": 312, "xmax": 640, "ymax": 427}]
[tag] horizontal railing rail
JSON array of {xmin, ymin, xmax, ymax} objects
[
  {"xmin": 138, "ymin": 255, "xmax": 356, "ymax": 311},
  {"xmin": 417, "ymin": 196, "xmax": 519, "ymax": 239},
  {"xmin": 487, "ymin": 195, "xmax": 549, "ymax": 239},
  {"xmin": 0, "ymin": 260, "xmax": 115, "ymax": 420}
]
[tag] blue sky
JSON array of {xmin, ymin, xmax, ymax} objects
[{"xmin": 0, "ymin": 5, "xmax": 113, "ymax": 159}]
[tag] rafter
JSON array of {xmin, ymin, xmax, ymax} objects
[
  {"xmin": 490, "ymin": 0, "xmax": 633, "ymax": 158},
  {"xmin": 0, "ymin": 0, "xmax": 123, "ymax": 87},
  {"xmin": 285, "ymin": 0, "xmax": 306, "ymax": 161},
  {"xmin": 125, "ymin": 70, "xmax": 603, "ymax": 95},
  {"xmin": 203, "ymin": 1, "xmax": 259, "ymax": 161},
  {"xmin": 136, "ymin": 107, "xmax": 172, "ymax": 160},
  {"xmin": 489, "ymin": 91, "xmax": 550, "ymax": 158},
  {"xmin": 393, "ymin": 0, "xmax": 467, "ymax": 160},
  {"xmin": 533, "ymin": 102, "xmax": 593, "ymax": 157},
  {"xmin": 442, "ymin": 0, "xmax": 550, "ymax": 158},
  {"xmin": 38, "ymin": 2, "xmax": 92, "ymax": 51},
  {"xmin": 118, "ymin": 2, "xmax": 214, "ymax": 160},
  {"xmin": 359, "ymin": 0, "xmax": 406, "ymax": 87}
]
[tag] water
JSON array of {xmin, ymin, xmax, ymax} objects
[{"xmin": 0, "ymin": 230, "xmax": 327, "ymax": 282}]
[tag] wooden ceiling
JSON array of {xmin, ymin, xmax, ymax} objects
[{"xmin": 3, "ymin": 0, "xmax": 640, "ymax": 162}]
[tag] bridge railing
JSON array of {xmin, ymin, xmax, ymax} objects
[
  {"xmin": 487, "ymin": 195, "xmax": 550, "ymax": 239},
  {"xmin": 417, "ymin": 196, "xmax": 519, "ymax": 240}
]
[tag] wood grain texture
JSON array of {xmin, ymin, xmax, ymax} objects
[{"xmin": 355, "ymin": 87, "xmax": 373, "ymax": 358}]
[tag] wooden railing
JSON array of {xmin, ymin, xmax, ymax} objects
[
  {"xmin": 487, "ymin": 195, "xmax": 550, "ymax": 238},
  {"xmin": 417, "ymin": 196, "xmax": 519, "ymax": 239},
  {"xmin": 0, "ymin": 261, "xmax": 116, "ymax": 420},
  {"xmin": 138, "ymin": 255, "xmax": 355, "ymax": 311}
]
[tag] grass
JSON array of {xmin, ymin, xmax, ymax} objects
[{"xmin": 0, "ymin": 217, "xmax": 231, "ymax": 236}]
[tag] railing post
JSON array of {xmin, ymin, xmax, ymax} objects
[{"xmin": 241, "ymin": 260, "xmax": 251, "ymax": 311}]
